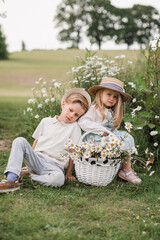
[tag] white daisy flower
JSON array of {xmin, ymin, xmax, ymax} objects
[
  {"xmin": 95, "ymin": 145, "xmax": 102, "ymax": 152},
  {"xmin": 28, "ymin": 98, "xmax": 36, "ymax": 104},
  {"xmin": 81, "ymin": 142, "xmax": 89, "ymax": 149},
  {"xmin": 43, "ymin": 93, "xmax": 47, "ymax": 98},
  {"xmin": 101, "ymin": 137, "xmax": 106, "ymax": 147},
  {"xmin": 69, "ymin": 143, "xmax": 76, "ymax": 149},
  {"xmin": 51, "ymin": 98, "xmax": 55, "ymax": 102},
  {"xmin": 41, "ymin": 88, "xmax": 46, "ymax": 93},
  {"xmin": 150, "ymin": 131, "xmax": 158, "ymax": 136},
  {"xmin": 54, "ymin": 82, "xmax": 61, "ymax": 88},
  {"xmin": 125, "ymin": 122, "xmax": 133, "ymax": 131},
  {"xmin": 27, "ymin": 107, "xmax": 32, "ymax": 112},
  {"xmin": 84, "ymin": 151, "xmax": 91, "ymax": 159},
  {"xmin": 154, "ymin": 142, "xmax": 158, "ymax": 147},
  {"xmin": 45, "ymin": 98, "xmax": 50, "ymax": 104},
  {"xmin": 37, "ymin": 104, "xmax": 42, "ymax": 108},
  {"xmin": 128, "ymin": 82, "xmax": 136, "ymax": 88}
]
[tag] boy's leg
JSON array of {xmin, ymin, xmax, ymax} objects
[
  {"xmin": 4, "ymin": 137, "xmax": 44, "ymax": 177},
  {"xmin": 0, "ymin": 137, "xmax": 46, "ymax": 193},
  {"xmin": 31, "ymin": 163, "xmax": 65, "ymax": 188}
]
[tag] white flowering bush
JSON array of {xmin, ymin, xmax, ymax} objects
[
  {"xmin": 61, "ymin": 132, "xmax": 137, "ymax": 166},
  {"xmin": 123, "ymin": 39, "xmax": 160, "ymax": 166},
  {"xmin": 67, "ymin": 54, "xmax": 124, "ymax": 91},
  {"xmin": 24, "ymin": 77, "xmax": 63, "ymax": 136},
  {"xmin": 67, "ymin": 44, "xmax": 159, "ymax": 169}
]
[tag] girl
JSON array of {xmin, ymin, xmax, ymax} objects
[{"xmin": 78, "ymin": 77, "xmax": 142, "ymax": 184}]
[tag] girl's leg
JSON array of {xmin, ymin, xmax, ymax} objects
[
  {"xmin": 118, "ymin": 155, "xmax": 142, "ymax": 184},
  {"xmin": 121, "ymin": 155, "xmax": 131, "ymax": 171}
]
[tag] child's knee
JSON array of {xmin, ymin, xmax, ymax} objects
[
  {"xmin": 47, "ymin": 171, "xmax": 65, "ymax": 187},
  {"xmin": 13, "ymin": 137, "xmax": 27, "ymax": 146}
]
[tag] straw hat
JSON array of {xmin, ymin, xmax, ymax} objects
[
  {"xmin": 88, "ymin": 77, "xmax": 132, "ymax": 102},
  {"xmin": 62, "ymin": 88, "xmax": 91, "ymax": 106}
]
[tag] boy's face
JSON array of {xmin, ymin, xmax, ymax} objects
[{"xmin": 59, "ymin": 101, "xmax": 85, "ymax": 123}]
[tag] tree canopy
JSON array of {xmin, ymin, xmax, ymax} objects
[
  {"xmin": 55, "ymin": 0, "xmax": 160, "ymax": 49},
  {"xmin": 115, "ymin": 5, "xmax": 160, "ymax": 48}
]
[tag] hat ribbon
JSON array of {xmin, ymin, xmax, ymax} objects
[{"xmin": 100, "ymin": 83, "xmax": 125, "ymax": 92}]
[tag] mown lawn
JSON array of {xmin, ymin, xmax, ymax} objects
[{"xmin": 0, "ymin": 97, "xmax": 160, "ymax": 240}]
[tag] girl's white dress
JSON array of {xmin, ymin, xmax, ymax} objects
[{"xmin": 78, "ymin": 105, "xmax": 135, "ymax": 151}]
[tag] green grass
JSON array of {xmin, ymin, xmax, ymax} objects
[
  {"xmin": 0, "ymin": 96, "xmax": 29, "ymax": 147},
  {"xmin": 0, "ymin": 97, "xmax": 160, "ymax": 240},
  {"xmin": 0, "ymin": 50, "xmax": 158, "ymax": 239},
  {"xmin": 0, "ymin": 49, "xmax": 143, "ymax": 96}
]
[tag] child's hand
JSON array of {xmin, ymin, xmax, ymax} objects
[
  {"xmin": 65, "ymin": 174, "xmax": 76, "ymax": 181},
  {"xmin": 102, "ymin": 132, "xmax": 109, "ymax": 136}
]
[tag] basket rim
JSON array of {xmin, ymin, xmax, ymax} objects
[{"xmin": 75, "ymin": 158, "xmax": 121, "ymax": 167}]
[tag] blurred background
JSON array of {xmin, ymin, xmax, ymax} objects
[
  {"xmin": 0, "ymin": 0, "xmax": 159, "ymax": 97},
  {"xmin": 0, "ymin": 0, "xmax": 160, "ymax": 52}
]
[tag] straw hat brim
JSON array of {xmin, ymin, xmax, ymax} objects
[
  {"xmin": 88, "ymin": 85, "xmax": 132, "ymax": 102},
  {"xmin": 62, "ymin": 88, "xmax": 91, "ymax": 106}
]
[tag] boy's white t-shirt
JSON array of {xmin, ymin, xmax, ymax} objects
[{"xmin": 32, "ymin": 117, "xmax": 81, "ymax": 168}]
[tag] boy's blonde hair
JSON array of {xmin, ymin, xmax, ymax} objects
[
  {"xmin": 65, "ymin": 93, "xmax": 89, "ymax": 114},
  {"xmin": 93, "ymin": 89, "xmax": 123, "ymax": 129}
]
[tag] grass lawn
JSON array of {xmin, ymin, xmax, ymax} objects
[{"xmin": 0, "ymin": 97, "xmax": 160, "ymax": 240}]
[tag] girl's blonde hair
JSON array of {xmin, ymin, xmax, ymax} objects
[
  {"xmin": 65, "ymin": 93, "xmax": 89, "ymax": 113},
  {"xmin": 93, "ymin": 89, "xmax": 123, "ymax": 129}
]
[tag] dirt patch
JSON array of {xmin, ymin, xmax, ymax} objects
[{"xmin": 0, "ymin": 139, "xmax": 11, "ymax": 151}]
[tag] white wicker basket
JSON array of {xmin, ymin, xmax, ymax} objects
[{"xmin": 75, "ymin": 158, "xmax": 121, "ymax": 186}]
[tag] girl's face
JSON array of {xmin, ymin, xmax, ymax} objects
[
  {"xmin": 101, "ymin": 89, "xmax": 118, "ymax": 108},
  {"xmin": 58, "ymin": 101, "xmax": 85, "ymax": 123}
]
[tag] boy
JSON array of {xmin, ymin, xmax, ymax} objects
[{"xmin": 0, "ymin": 88, "xmax": 91, "ymax": 193}]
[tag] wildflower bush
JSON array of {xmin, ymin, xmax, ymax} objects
[
  {"xmin": 123, "ymin": 38, "xmax": 160, "ymax": 166},
  {"xmin": 67, "ymin": 52, "xmax": 126, "ymax": 91},
  {"xmin": 24, "ymin": 78, "xmax": 63, "ymax": 137}
]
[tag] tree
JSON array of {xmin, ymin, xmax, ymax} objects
[
  {"xmin": 55, "ymin": 0, "xmax": 86, "ymax": 48},
  {"xmin": 21, "ymin": 40, "xmax": 26, "ymax": 51},
  {"xmin": 0, "ymin": 25, "xmax": 8, "ymax": 59},
  {"xmin": 55, "ymin": 0, "xmax": 117, "ymax": 49},
  {"xmin": 84, "ymin": 0, "xmax": 117, "ymax": 49},
  {"xmin": 115, "ymin": 5, "xmax": 160, "ymax": 48}
]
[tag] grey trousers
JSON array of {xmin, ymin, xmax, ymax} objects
[{"xmin": 4, "ymin": 137, "xmax": 65, "ymax": 187}]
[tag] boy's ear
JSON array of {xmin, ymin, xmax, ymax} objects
[{"xmin": 61, "ymin": 100, "xmax": 66, "ymax": 107}]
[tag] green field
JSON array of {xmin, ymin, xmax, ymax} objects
[
  {"xmin": 0, "ymin": 50, "xmax": 159, "ymax": 240},
  {"xmin": 0, "ymin": 49, "xmax": 143, "ymax": 97}
]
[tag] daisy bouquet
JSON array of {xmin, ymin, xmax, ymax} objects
[{"xmin": 62, "ymin": 131, "xmax": 137, "ymax": 166}]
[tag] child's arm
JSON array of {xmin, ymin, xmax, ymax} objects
[
  {"xmin": 78, "ymin": 106, "xmax": 108, "ymax": 134},
  {"xmin": 65, "ymin": 157, "xmax": 76, "ymax": 181},
  {"xmin": 32, "ymin": 139, "xmax": 38, "ymax": 150}
]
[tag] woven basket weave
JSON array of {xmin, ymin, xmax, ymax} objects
[{"xmin": 75, "ymin": 158, "xmax": 121, "ymax": 186}]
